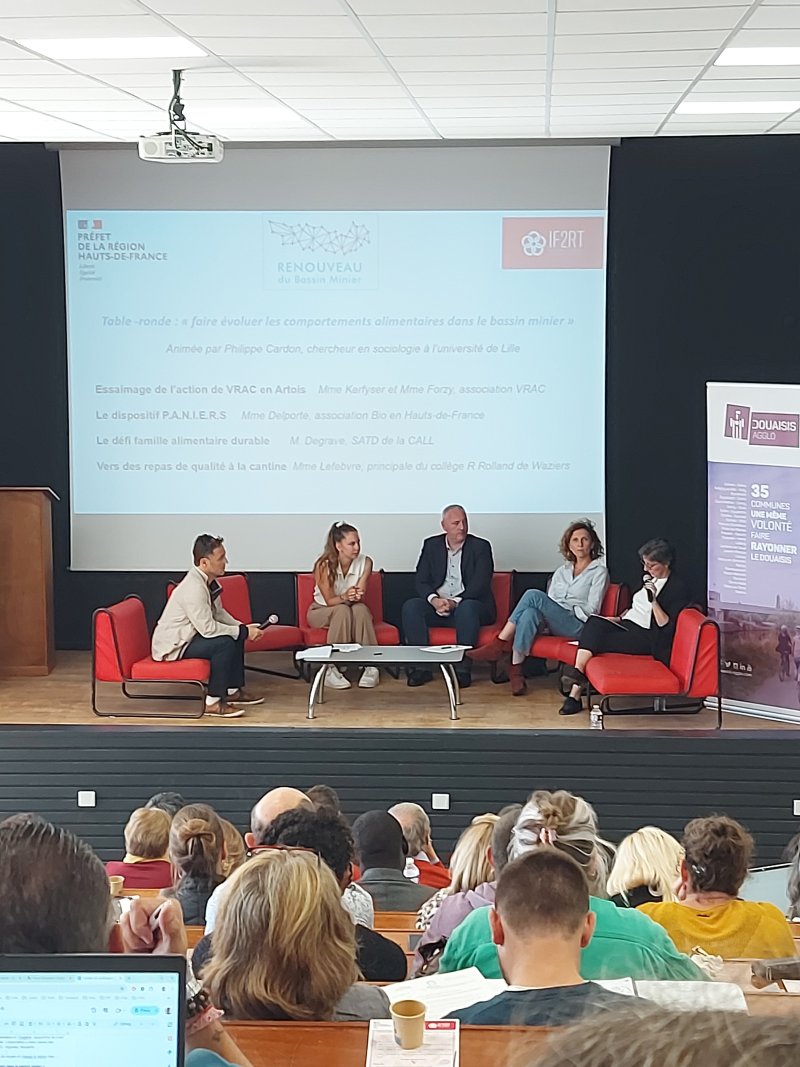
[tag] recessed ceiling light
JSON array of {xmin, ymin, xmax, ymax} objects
[
  {"xmin": 676, "ymin": 100, "xmax": 799, "ymax": 115},
  {"xmin": 716, "ymin": 47, "xmax": 800, "ymax": 66},
  {"xmin": 17, "ymin": 37, "xmax": 206, "ymax": 60}
]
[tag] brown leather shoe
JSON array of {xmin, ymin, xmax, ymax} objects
[
  {"xmin": 468, "ymin": 636, "xmax": 512, "ymax": 662},
  {"xmin": 227, "ymin": 689, "xmax": 264, "ymax": 706},
  {"xmin": 510, "ymin": 662, "xmax": 527, "ymax": 696},
  {"xmin": 206, "ymin": 702, "xmax": 246, "ymax": 719}
]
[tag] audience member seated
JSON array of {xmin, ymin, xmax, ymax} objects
[
  {"xmin": 145, "ymin": 791, "xmax": 188, "ymax": 818},
  {"xmin": 417, "ymin": 813, "xmax": 499, "ymax": 930},
  {"xmin": 151, "ymin": 533, "xmax": 265, "ymax": 719},
  {"xmin": 402, "ymin": 505, "xmax": 495, "ymax": 690},
  {"xmin": 218, "ymin": 819, "xmax": 246, "ymax": 880},
  {"xmin": 447, "ymin": 850, "xmax": 645, "ymax": 1026},
  {"xmin": 105, "ymin": 806, "xmax": 172, "ymax": 890},
  {"xmin": 205, "ymin": 786, "xmax": 315, "ymax": 932},
  {"xmin": 534, "ymin": 1009, "xmax": 800, "ymax": 1067},
  {"xmin": 784, "ymin": 829, "xmax": 800, "ymax": 920},
  {"xmin": 389, "ymin": 802, "xmax": 451, "ymax": 889},
  {"xmin": 309, "ymin": 521, "xmax": 380, "ymax": 690},
  {"xmin": 639, "ymin": 814, "xmax": 796, "ymax": 959},
  {"xmin": 607, "ymin": 826, "xmax": 684, "ymax": 908},
  {"xmin": 306, "ymin": 783, "xmax": 343, "ymax": 815},
  {"xmin": 352, "ymin": 811, "xmax": 435, "ymax": 910},
  {"xmin": 470, "ymin": 520, "xmax": 609, "ymax": 696},
  {"xmin": 194, "ymin": 808, "xmax": 405, "ymax": 983},
  {"xmin": 560, "ymin": 537, "xmax": 691, "ymax": 715},
  {"xmin": 414, "ymin": 809, "xmax": 515, "ymax": 974},
  {"xmin": 164, "ymin": 804, "xmax": 226, "ymax": 925},
  {"xmin": 0, "ymin": 814, "xmax": 249, "ymax": 1066},
  {"xmin": 203, "ymin": 849, "xmax": 391, "ymax": 1021},
  {"xmin": 439, "ymin": 790, "xmax": 704, "ymax": 981}
]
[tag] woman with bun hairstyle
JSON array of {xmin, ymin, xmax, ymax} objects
[
  {"xmin": 163, "ymin": 804, "xmax": 225, "ymax": 925},
  {"xmin": 639, "ymin": 815, "xmax": 796, "ymax": 959},
  {"xmin": 308, "ymin": 522, "xmax": 379, "ymax": 690}
]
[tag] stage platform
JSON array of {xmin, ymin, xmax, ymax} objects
[{"xmin": 1, "ymin": 650, "xmax": 792, "ymax": 732}]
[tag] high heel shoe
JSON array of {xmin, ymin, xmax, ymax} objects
[{"xmin": 467, "ymin": 636, "xmax": 512, "ymax": 662}]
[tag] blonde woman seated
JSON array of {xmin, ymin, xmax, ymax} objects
[
  {"xmin": 218, "ymin": 819, "xmax": 246, "ymax": 880},
  {"xmin": 607, "ymin": 826, "xmax": 684, "ymax": 909},
  {"xmin": 470, "ymin": 520, "xmax": 608, "ymax": 696},
  {"xmin": 309, "ymin": 521, "xmax": 379, "ymax": 690},
  {"xmin": 204, "ymin": 849, "xmax": 390, "ymax": 1022},
  {"xmin": 639, "ymin": 815, "xmax": 796, "ymax": 959}
]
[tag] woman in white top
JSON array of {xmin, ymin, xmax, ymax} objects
[
  {"xmin": 308, "ymin": 521, "xmax": 379, "ymax": 690},
  {"xmin": 470, "ymin": 520, "xmax": 609, "ymax": 697}
]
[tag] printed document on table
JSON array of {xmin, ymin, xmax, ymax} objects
[
  {"xmin": 296, "ymin": 646, "xmax": 333, "ymax": 661},
  {"xmin": 365, "ymin": 1020, "xmax": 459, "ymax": 1067},
  {"xmin": 635, "ymin": 981, "xmax": 747, "ymax": 1012},
  {"xmin": 420, "ymin": 645, "xmax": 470, "ymax": 654},
  {"xmin": 385, "ymin": 968, "xmax": 506, "ymax": 1017}
]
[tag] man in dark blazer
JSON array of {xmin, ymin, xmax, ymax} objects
[{"xmin": 402, "ymin": 505, "xmax": 495, "ymax": 688}]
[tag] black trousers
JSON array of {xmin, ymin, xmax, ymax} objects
[
  {"xmin": 579, "ymin": 616, "xmax": 653, "ymax": 657},
  {"xmin": 183, "ymin": 631, "xmax": 246, "ymax": 698},
  {"xmin": 401, "ymin": 598, "xmax": 493, "ymax": 657}
]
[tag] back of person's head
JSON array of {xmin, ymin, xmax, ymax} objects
[
  {"xmin": 218, "ymin": 819, "xmax": 246, "ymax": 879},
  {"xmin": 144, "ymin": 791, "xmax": 187, "ymax": 819},
  {"xmin": 510, "ymin": 790, "xmax": 611, "ymax": 896},
  {"xmin": 784, "ymin": 831, "xmax": 800, "ymax": 917},
  {"xmin": 495, "ymin": 849, "xmax": 589, "ymax": 943},
  {"xmin": 352, "ymin": 810, "xmax": 406, "ymax": 871},
  {"xmin": 491, "ymin": 804, "xmax": 522, "ymax": 875},
  {"xmin": 682, "ymin": 815, "xmax": 753, "ymax": 897},
  {"xmin": 533, "ymin": 1009, "xmax": 800, "ymax": 1067},
  {"xmin": 0, "ymin": 815, "xmax": 111, "ymax": 954},
  {"xmin": 250, "ymin": 787, "xmax": 313, "ymax": 845},
  {"xmin": 388, "ymin": 802, "xmax": 431, "ymax": 857},
  {"xmin": 606, "ymin": 826, "xmax": 684, "ymax": 903},
  {"xmin": 123, "ymin": 807, "xmax": 170, "ymax": 860},
  {"xmin": 447, "ymin": 813, "xmax": 499, "ymax": 895},
  {"xmin": 261, "ymin": 807, "xmax": 354, "ymax": 885},
  {"xmin": 306, "ymin": 784, "xmax": 342, "ymax": 815},
  {"xmin": 204, "ymin": 849, "xmax": 358, "ymax": 1021},
  {"xmin": 169, "ymin": 804, "xmax": 224, "ymax": 884}
]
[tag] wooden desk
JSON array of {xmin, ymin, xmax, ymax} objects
[{"xmin": 226, "ymin": 1022, "xmax": 548, "ymax": 1067}]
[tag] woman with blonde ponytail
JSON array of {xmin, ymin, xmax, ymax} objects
[
  {"xmin": 163, "ymin": 804, "xmax": 225, "ymax": 924},
  {"xmin": 308, "ymin": 522, "xmax": 379, "ymax": 690}
]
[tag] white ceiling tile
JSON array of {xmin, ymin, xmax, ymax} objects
[
  {"xmin": 551, "ymin": 82, "xmax": 690, "ymax": 95},
  {"xmin": 281, "ymin": 97, "xmax": 416, "ymax": 108},
  {"xmin": 403, "ymin": 70, "xmax": 546, "ymax": 84},
  {"xmin": 198, "ymin": 38, "xmax": 376, "ymax": 56},
  {"xmin": 0, "ymin": 59, "xmax": 72, "ymax": 74},
  {"xmin": 393, "ymin": 55, "xmax": 547, "ymax": 71},
  {"xmin": 0, "ymin": 41, "xmax": 45, "ymax": 60},
  {"xmin": 152, "ymin": 0, "xmax": 342, "ymax": 11},
  {"xmin": 238, "ymin": 58, "xmax": 388, "ymax": 71},
  {"xmin": 360, "ymin": 14, "xmax": 546, "ymax": 38},
  {"xmin": 556, "ymin": 50, "xmax": 715, "ymax": 68},
  {"xmin": 558, "ymin": 7, "xmax": 748, "ymax": 35},
  {"xmin": 559, "ymin": 0, "xmax": 746, "ymax": 8},
  {"xmin": 414, "ymin": 91, "xmax": 545, "ymax": 104},
  {"xmin": 556, "ymin": 32, "xmax": 728, "ymax": 54},
  {"xmin": 380, "ymin": 38, "xmax": 548, "ymax": 57},
  {"xmin": 351, "ymin": 0, "xmax": 545, "ymax": 12},
  {"xmin": 744, "ymin": 7, "xmax": 800, "ymax": 30},
  {"xmin": 164, "ymin": 16, "xmax": 356, "ymax": 38},
  {"xmin": 730, "ymin": 29, "xmax": 800, "ymax": 47},
  {"xmin": 1, "ymin": 0, "xmax": 142, "ymax": 13},
  {"xmin": 551, "ymin": 93, "xmax": 681, "ymax": 105},
  {"xmin": 422, "ymin": 106, "xmax": 545, "ymax": 117},
  {"xmin": 0, "ymin": 15, "xmax": 170, "ymax": 38},
  {"xmin": 553, "ymin": 65, "xmax": 703, "ymax": 82}
]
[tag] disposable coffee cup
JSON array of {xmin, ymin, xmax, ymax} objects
[
  {"xmin": 108, "ymin": 875, "xmax": 124, "ymax": 897},
  {"xmin": 391, "ymin": 999, "xmax": 426, "ymax": 1050}
]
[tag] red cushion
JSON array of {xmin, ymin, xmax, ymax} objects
[
  {"xmin": 375, "ymin": 622, "xmax": 400, "ymax": 645},
  {"xmin": 301, "ymin": 626, "xmax": 330, "ymax": 646},
  {"xmin": 245, "ymin": 624, "xmax": 303, "ymax": 653},
  {"xmin": 586, "ymin": 654, "xmax": 680, "ymax": 695},
  {"xmin": 130, "ymin": 656, "xmax": 210, "ymax": 682},
  {"xmin": 531, "ymin": 635, "xmax": 578, "ymax": 664},
  {"xmin": 427, "ymin": 625, "xmax": 498, "ymax": 647}
]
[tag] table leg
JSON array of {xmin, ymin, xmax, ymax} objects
[
  {"xmin": 307, "ymin": 665, "xmax": 327, "ymax": 720},
  {"xmin": 440, "ymin": 664, "xmax": 461, "ymax": 721}
]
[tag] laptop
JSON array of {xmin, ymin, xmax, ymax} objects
[
  {"xmin": 0, "ymin": 954, "xmax": 186, "ymax": 1067},
  {"xmin": 741, "ymin": 864, "xmax": 791, "ymax": 914}
]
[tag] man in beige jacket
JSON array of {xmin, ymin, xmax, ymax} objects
[{"xmin": 151, "ymin": 534, "xmax": 264, "ymax": 718}]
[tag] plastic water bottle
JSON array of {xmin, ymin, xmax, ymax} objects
[
  {"xmin": 590, "ymin": 705, "xmax": 603, "ymax": 730},
  {"xmin": 403, "ymin": 857, "xmax": 420, "ymax": 883}
]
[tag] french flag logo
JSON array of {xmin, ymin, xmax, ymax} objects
[{"xmin": 92, "ymin": 218, "xmax": 103, "ymax": 229}]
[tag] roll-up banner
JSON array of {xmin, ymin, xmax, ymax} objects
[{"xmin": 707, "ymin": 383, "xmax": 800, "ymax": 722}]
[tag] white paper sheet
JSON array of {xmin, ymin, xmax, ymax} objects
[
  {"xmin": 385, "ymin": 969, "xmax": 507, "ymax": 1018},
  {"xmin": 366, "ymin": 1020, "xmax": 459, "ymax": 1067},
  {"xmin": 635, "ymin": 981, "xmax": 747, "ymax": 1013},
  {"xmin": 419, "ymin": 645, "xmax": 471, "ymax": 654}
]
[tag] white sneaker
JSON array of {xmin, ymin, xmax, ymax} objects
[
  {"xmin": 325, "ymin": 665, "xmax": 351, "ymax": 689},
  {"xmin": 359, "ymin": 666, "xmax": 380, "ymax": 688}
]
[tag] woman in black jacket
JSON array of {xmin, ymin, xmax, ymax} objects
[
  {"xmin": 162, "ymin": 803, "xmax": 225, "ymax": 925},
  {"xmin": 560, "ymin": 538, "xmax": 691, "ymax": 716}
]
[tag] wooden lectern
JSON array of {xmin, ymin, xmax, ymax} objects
[{"xmin": 0, "ymin": 488, "xmax": 58, "ymax": 677}]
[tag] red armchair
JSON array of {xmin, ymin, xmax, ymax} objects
[
  {"xmin": 425, "ymin": 571, "xmax": 513, "ymax": 648},
  {"xmin": 585, "ymin": 607, "xmax": 722, "ymax": 729},
  {"xmin": 296, "ymin": 570, "xmax": 400, "ymax": 646},
  {"xmin": 92, "ymin": 595, "xmax": 208, "ymax": 718},
  {"xmin": 530, "ymin": 582, "xmax": 631, "ymax": 666},
  {"xmin": 167, "ymin": 573, "xmax": 303, "ymax": 678}
]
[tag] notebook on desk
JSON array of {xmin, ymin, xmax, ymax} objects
[{"xmin": 0, "ymin": 954, "xmax": 186, "ymax": 1067}]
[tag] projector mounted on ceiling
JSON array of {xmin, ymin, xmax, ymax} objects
[{"xmin": 138, "ymin": 69, "xmax": 223, "ymax": 164}]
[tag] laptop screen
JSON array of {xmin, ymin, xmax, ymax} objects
[{"xmin": 0, "ymin": 955, "xmax": 185, "ymax": 1067}]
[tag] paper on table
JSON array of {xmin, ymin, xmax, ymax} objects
[
  {"xmin": 420, "ymin": 645, "xmax": 471, "ymax": 654},
  {"xmin": 385, "ymin": 968, "xmax": 506, "ymax": 1018},
  {"xmin": 635, "ymin": 981, "xmax": 747, "ymax": 1013},
  {"xmin": 594, "ymin": 978, "xmax": 636, "ymax": 997},
  {"xmin": 778, "ymin": 980, "xmax": 800, "ymax": 993},
  {"xmin": 365, "ymin": 1019, "xmax": 459, "ymax": 1067},
  {"xmin": 295, "ymin": 645, "xmax": 332, "ymax": 661}
]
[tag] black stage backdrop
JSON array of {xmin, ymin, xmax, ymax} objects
[{"xmin": 2, "ymin": 137, "xmax": 800, "ymax": 648}]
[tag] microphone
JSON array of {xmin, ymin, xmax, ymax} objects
[
  {"xmin": 258, "ymin": 614, "xmax": 279, "ymax": 629},
  {"xmin": 643, "ymin": 574, "xmax": 655, "ymax": 602}
]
